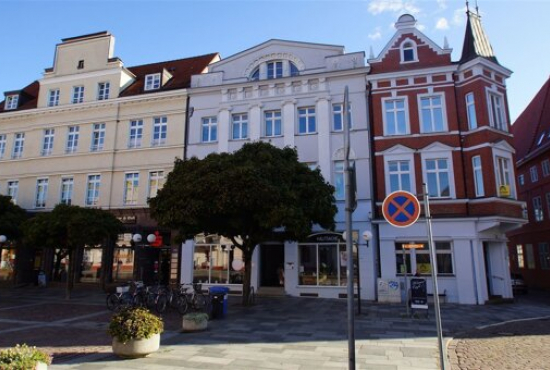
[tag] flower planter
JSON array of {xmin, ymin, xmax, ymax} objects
[
  {"xmin": 112, "ymin": 333, "xmax": 160, "ymax": 358},
  {"xmin": 35, "ymin": 361, "xmax": 48, "ymax": 370},
  {"xmin": 182, "ymin": 316, "xmax": 208, "ymax": 332}
]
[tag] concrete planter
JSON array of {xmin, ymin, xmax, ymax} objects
[
  {"xmin": 112, "ymin": 333, "xmax": 160, "ymax": 358},
  {"xmin": 182, "ymin": 316, "xmax": 208, "ymax": 332},
  {"xmin": 35, "ymin": 362, "xmax": 48, "ymax": 370}
]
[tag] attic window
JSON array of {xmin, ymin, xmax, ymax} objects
[
  {"xmin": 249, "ymin": 60, "xmax": 300, "ymax": 81},
  {"xmin": 5, "ymin": 95, "xmax": 19, "ymax": 110},
  {"xmin": 145, "ymin": 73, "xmax": 161, "ymax": 91},
  {"xmin": 77, "ymin": 60, "xmax": 84, "ymax": 69},
  {"xmin": 401, "ymin": 41, "xmax": 417, "ymax": 63},
  {"xmin": 538, "ymin": 132, "xmax": 546, "ymax": 146}
]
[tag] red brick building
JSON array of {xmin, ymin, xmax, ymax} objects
[
  {"xmin": 370, "ymin": 13, "xmax": 525, "ymax": 304},
  {"xmin": 507, "ymin": 77, "xmax": 550, "ymax": 289}
]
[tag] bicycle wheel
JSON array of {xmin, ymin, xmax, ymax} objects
[
  {"xmin": 193, "ymin": 293, "xmax": 208, "ymax": 311},
  {"xmin": 156, "ymin": 293, "xmax": 168, "ymax": 314},
  {"xmin": 106, "ymin": 293, "xmax": 119, "ymax": 311},
  {"xmin": 132, "ymin": 293, "xmax": 144, "ymax": 308},
  {"xmin": 176, "ymin": 295, "xmax": 189, "ymax": 315}
]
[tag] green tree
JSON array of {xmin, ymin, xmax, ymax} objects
[
  {"xmin": 23, "ymin": 204, "xmax": 122, "ymax": 298},
  {"xmin": 0, "ymin": 195, "xmax": 27, "ymax": 241},
  {"xmin": 149, "ymin": 142, "xmax": 337, "ymax": 305}
]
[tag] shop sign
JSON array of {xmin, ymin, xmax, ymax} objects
[
  {"xmin": 117, "ymin": 215, "xmax": 137, "ymax": 224},
  {"xmin": 307, "ymin": 232, "xmax": 344, "ymax": 243},
  {"xmin": 403, "ymin": 243, "xmax": 424, "ymax": 249},
  {"xmin": 410, "ymin": 278, "xmax": 428, "ymax": 309},
  {"xmin": 499, "ymin": 185, "xmax": 510, "ymax": 197}
]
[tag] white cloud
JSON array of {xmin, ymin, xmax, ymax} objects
[
  {"xmin": 368, "ymin": 27, "xmax": 382, "ymax": 40},
  {"xmin": 453, "ymin": 6, "xmax": 467, "ymax": 26},
  {"xmin": 436, "ymin": 17, "xmax": 449, "ymax": 30},
  {"xmin": 368, "ymin": 0, "xmax": 420, "ymax": 15}
]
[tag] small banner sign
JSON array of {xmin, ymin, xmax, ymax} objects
[{"xmin": 410, "ymin": 278, "xmax": 428, "ymax": 309}]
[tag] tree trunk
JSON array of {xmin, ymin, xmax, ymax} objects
[
  {"xmin": 66, "ymin": 248, "xmax": 77, "ymax": 299},
  {"xmin": 241, "ymin": 244, "xmax": 254, "ymax": 306}
]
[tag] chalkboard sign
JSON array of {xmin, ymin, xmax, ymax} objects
[{"xmin": 410, "ymin": 278, "xmax": 428, "ymax": 309}]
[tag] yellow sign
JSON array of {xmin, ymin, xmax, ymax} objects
[
  {"xmin": 499, "ymin": 185, "xmax": 510, "ymax": 197},
  {"xmin": 403, "ymin": 243, "xmax": 424, "ymax": 249}
]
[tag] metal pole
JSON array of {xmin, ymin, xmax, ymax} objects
[
  {"xmin": 403, "ymin": 244, "xmax": 409, "ymax": 317},
  {"xmin": 344, "ymin": 86, "xmax": 355, "ymax": 370},
  {"xmin": 422, "ymin": 183, "xmax": 446, "ymax": 370},
  {"xmin": 356, "ymin": 241, "xmax": 361, "ymax": 315}
]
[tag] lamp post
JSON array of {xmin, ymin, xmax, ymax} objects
[{"xmin": 343, "ymin": 230, "xmax": 373, "ymax": 315}]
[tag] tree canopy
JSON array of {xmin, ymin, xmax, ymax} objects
[
  {"xmin": 150, "ymin": 141, "xmax": 337, "ymax": 304},
  {"xmin": 0, "ymin": 195, "xmax": 27, "ymax": 241}
]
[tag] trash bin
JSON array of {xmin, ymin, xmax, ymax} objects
[
  {"xmin": 37, "ymin": 270, "xmax": 47, "ymax": 287},
  {"xmin": 209, "ymin": 286, "xmax": 230, "ymax": 319}
]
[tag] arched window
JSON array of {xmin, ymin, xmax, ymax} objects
[
  {"xmin": 290, "ymin": 62, "xmax": 299, "ymax": 77},
  {"xmin": 250, "ymin": 68, "xmax": 260, "ymax": 81},
  {"xmin": 249, "ymin": 60, "xmax": 300, "ymax": 81},
  {"xmin": 401, "ymin": 41, "xmax": 417, "ymax": 63}
]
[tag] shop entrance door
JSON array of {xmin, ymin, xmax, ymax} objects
[
  {"xmin": 136, "ymin": 246, "xmax": 171, "ymax": 285},
  {"xmin": 260, "ymin": 244, "xmax": 284, "ymax": 287}
]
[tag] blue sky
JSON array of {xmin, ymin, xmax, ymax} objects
[{"xmin": 1, "ymin": 0, "xmax": 548, "ymax": 122}]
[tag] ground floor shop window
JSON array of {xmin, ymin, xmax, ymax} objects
[
  {"xmin": 113, "ymin": 234, "xmax": 135, "ymax": 282},
  {"xmin": 0, "ymin": 249, "xmax": 16, "ymax": 281},
  {"xmin": 193, "ymin": 235, "xmax": 244, "ymax": 284},
  {"xmin": 80, "ymin": 247, "xmax": 103, "ymax": 283},
  {"xmin": 299, "ymin": 243, "xmax": 354, "ymax": 286},
  {"xmin": 395, "ymin": 241, "xmax": 454, "ymax": 276}
]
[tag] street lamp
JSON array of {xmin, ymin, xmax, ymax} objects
[
  {"xmin": 0, "ymin": 235, "xmax": 7, "ymax": 244},
  {"xmin": 132, "ymin": 233, "xmax": 156, "ymax": 244}
]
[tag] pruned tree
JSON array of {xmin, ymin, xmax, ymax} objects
[
  {"xmin": 0, "ymin": 195, "xmax": 27, "ymax": 241},
  {"xmin": 149, "ymin": 142, "xmax": 337, "ymax": 305},
  {"xmin": 23, "ymin": 204, "xmax": 122, "ymax": 299}
]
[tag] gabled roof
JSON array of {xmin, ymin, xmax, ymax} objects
[
  {"xmin": 120, "ymin": 53, "xmax": 219, "ymax": 97},
  {"xmin": 511, "ymin": 75, "xmax": 550, "ymax": 162},
  {"xmin": 459, "ymin": 11, "xmax": 499, "ymax": 65},
  {"xmin": 0, "ymin": 81, "xmax": 39, "ymax": 114}
]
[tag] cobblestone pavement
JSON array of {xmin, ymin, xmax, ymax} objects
[{"xmin": 0, "ymin": 284, "xmax": 549, "ymax": 369}]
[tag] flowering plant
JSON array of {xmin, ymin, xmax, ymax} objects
[
  {"xmin": 108, "ymin": 307, "xmax": 164, "ymax": 344},
  {"xmin": 0, "ymin": 344, "xmax": 52, "ymax": 369}
]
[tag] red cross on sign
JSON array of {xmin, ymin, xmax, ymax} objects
[{"xmin": 382, "ymin": 191, "xmax": 421, "ymax": 228}]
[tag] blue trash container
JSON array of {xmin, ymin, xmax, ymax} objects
[{"xmin": 209, "ymin": 286, "xmax": 230, "ymax": 319}]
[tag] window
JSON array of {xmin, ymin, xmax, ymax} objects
[
  {"xmin": 401, "ymin": 41, "xmax": 417, "ymax": 62},
  {"xmin": 193, "ymin": 238, "xmax": 245, "ymax": 285},
  {"xmin": 152, "ymin": 117, "xmax": 167, "ymax": 146},
  {"xmin": 12, "ymin": 133, "xmax": 24, "ymax": 159},
  {"xmin": 466, "ymin": 93, "xmax": 477, "ymax": 130},
  {"xmin": 533, "ymin": 196, "xmax": 544, "ymax": 222},
  {"xmin": 97, "ymin": 82, "xmax": 110, "ymax": 100},
  {"xmin": 264, "ymin": 111, "xmax": 282, "ymax": 137},
  {"xmin": 388, "ymin": 160, "xmax": 411, "ymax": 193},
  {"xmin": 299, "ymin": 242, "xmax": 351, "ymax": 286},
  {"xmin": 290, "ymin": 63, "xmax": 299, "ymax": 76},
  {"xmin": 201, "ymin": 117, "xmax": 217, "ymax": 142},
  {"xmin": 472, "ymin": 156, "xmax": 484, "ymax": 197},
  {"xmin": 332, "ymin": 103, "xmax": 352, "ymax": 131},
  {"xmin": 384, "ymin": 98, "xmax": 408, "ymax": 135},
  {"xmin": 267, "ymin": 61, "xmax": 283, "ymax": 79},
  {"xmin": 516, "ymin": 245, "xmax": 525, "ymax": 268},
  {"xmin": 7, "ymin": 181, "xmax": 18, "ymax": 204},
  {"xmin": 0, "ymin": 134, "xmax": 5, "ymax": 159},
  {"xmin": 42, "ymin": 129, "xmax": 55, "ymax": 156},
  {"xmin": 496, "ymin": 156, "xmax": 512, "ymax": 196},
  {"xmin": 539, "ymin": 243, "xmax": 550, "ymax": 270},
  {"xmin": 145, "ymin": 74, "xmax": 161, "ymax": 91},
  {"xmin": 60, "ymin": 177, "xmax": 74, "ymax": 205},
  {"xmin": 232, "ymin": 113, "xmax": 248, "ymax": 140},
  {"xmin": 72, "ymin": 86, "xmax": 84, "ymax": 104},
  {"xmin": 538, "ymin": 132, "xmax": 546, "ymax": 146},
  {"xmin": 334, "ymin": 161, "xmax": 345, "ymax": 200},
  {"xmin": 86, "ymin": 175, "xmax": 101, "ymax": 206},
  {"xmin": 530, "ymin": 166, "xmax": 539, "ymax": 183},
  {"xmin": 148, "ymin": 171, "xmax": 165, "ymax": 199},
  {"xmin": 35, "ymin": 178, "xmax": 48, "ymax": 208},
  {"xmin": 298, "ymin": 107, "xmax": 316, "ymax": 134},
  {"xmin": 48, "ymin": 89, "xmax": 60, "ymax": 107},
  {"xmin": 518, "ymin": 174, "xmax": 525, "ymax": 186},
  {"xmin": 395, "ymin": 242, "xmax": 454, "ymax": 275},
  {"xmin": 5, "ymin": 95, "xmax": 18, "ymax": 110},
  {"xmin": 66, "ymin": 126, "xmax": 79, "ymax": 153},
  {"xmin": 124, "ymin": 173, "xmax": 139, "ymax": 205},
  {"xmin": 91, "ymin": 123, "xmax": 105, "ymax": 151},
  {"xmin": 425, "ymin": 159, "xmax": 450, "ymax": 198},
  {"xmin": 129, "ymin": 120, "xmax": 143, "ymax": 148},
  {"xmin": 420, "ymin": 95, "xmax": 446, "ymax": 133},
  {"xmin": 77, "ymin": 60, "xmax": 84, "ymax": 69},
  {"xmin": 250, "ymin": 69, "xmax": 260, "ymax": 81},
  {"xmin": 525, "ymin": 244, "xmax": 535, "ymax": 269},
  {"xmin": 488, "ymin": 92, "xmax": 507, "ymax": 131},
  {"xmin": 542, "ymin": 160, "xmax": 550, "ymax": 177}
]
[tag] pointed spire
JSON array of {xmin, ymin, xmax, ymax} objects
[
  {"xmin": 369, "ymin": 46, "xmax": 375, "ymax": 59},
  {"xmin": 459, "ymin": 9, "xmax": 499, "ymax": 64},
  {"xmin": 443, "ymin": 36, "xmax": 449, "ymax": 49}
]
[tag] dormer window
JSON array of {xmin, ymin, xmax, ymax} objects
[
  {"xmin": 145, "ymin": 73, "xmax": 161, "ymax": 91},
  {"xmin": 249, "ymin": 60, "xmax": 300, "ymax": 81},
  {"xmin": 5, "ymin": 95, "xmax": 19, "ymax": 110},
  {"xmin": 401, "ymin": 40, "xmax": 417, "ymax": 63}
]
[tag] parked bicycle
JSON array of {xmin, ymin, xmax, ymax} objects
[{"xmin": 106, "ymin": 281, "xmax": 144, "ymax": 311}]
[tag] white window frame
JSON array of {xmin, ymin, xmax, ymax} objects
[
  {"xmin": 493, "ymin": 146, "xmax": 516, "ymax": 199},
  {"xmin": 533, "ymin": 196, "xmax": 544, "ymax": 222},
  {"xmin": 530, "ymin": 165, "xmax": 539, "ymax": 183},
  {"xmin": 42, "ymin": 129, "xmax": 55, "ymax": 156},
  {"xmin": 201, "ymin": 117, "xmax": 218, "ymax": 143},
  {"xmin": 383, "ymin": 148, "xmax": 416, "ymax": 196},
  {"xmin": 542, "ymin": 160, "xmax": 550, "ymax": 177},
  {"xmin": 267, "ymin": 61, "xmax": 283, "ymax": 79},
  {"xmin": 48, "ymin": 89, "xmax": 60, "ymax": 107},
  {"xmin": 97, "ymin": 82, "xmax": 110, "ymax": 100},
  {"xmin": 332, "ymin": 103, "xmax": 353, "ymax": 132},
  {"xmin": 152, "ymin": 116, "xmax": 167, "ymax": 146},
  {"xmin": 72, "ymin": 86, "xmax": 84, "ymax": 104},
  {"xmin": 7, "ymin": 181, "xmax": 18, "ymax": 204},
  {"xmin": 0, "ymin": 134, "xmax": 6, "ymax": 159},
  {"xmin": 382, "ymin": 96, "xmax": 410, "ymax": 136},
  {"xmin": 35, "ymin": 178, "xmax": 49, "ymax": 209},
  {"xmin": 264, "ymin": 110, "xmax": 282, "ymax": 137},
  {"xmin": 5, "ymin": 95, "xmax": 18, "ymax": 110},
  {"xmin": 518, "ymin": 174, "xmax": 525, "ymax": 186},
  {"xmin": 472, "ymin": 155, "xmax": 485, "ymax": 197},
  {"xmin": 60, "ymin": 177, "xmax": 74, "ymax": 205},
  {"xmin": 66, "ymin": 126, "xmax": 79, "ymax": 153},
  {"xmin": 128, "ymin": 119, "xmax": 144, "ymax": 148},
  {"xmin": 516, "ymin": 244, "xmax": 525, "ymax": 269},
  {"xmin": 12, "ymin": 133, "xmax": 24, "ymax": 159},
  {"xmin": 297, "ymin": 107, "xmax": 316, "ymax": 134},
  {"xmin": 231, "ymin": 113, "xmax": 248, "ymax": 140},
  {"xmin": 148, "ymin": 171, "xmax": 165, "ymax": 199},
  {"xmin": 421, "ymin": 146, "xmax": 455, "ymax": 199},
  {"xmin": 85, "ymin": 174, "xmax": 101, "ymax": 206},
  {"xmin": 91, "ymin": 123, "xmax": 106, "ymax": 151},
  {"xmin": 418, "ymin": 93, "xmax": 448, "ymax": 133},
  {"xmin": 400, "ymin": 39, "xmax": 418, "ymax": 63},
  {"xmin": 145, "ymin": 73, "xmax": 161, "ymax": 91},
  {"xmin": 466, "ymin": 92, "xmax": 477, "ymax": 130},
  {"xmin": 486, "ymin": 89, "xmax": 507, "ymax": 131},
  {"xmin": 387, "ymin": 160, "xmax": 412, "ymax": 194},
  {"xmin": 123, "ymin": 172, "xmax": 139, "ymax": 205}
]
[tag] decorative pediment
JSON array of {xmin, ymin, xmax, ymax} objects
[{"xmin": 379, "ymin": 144, "xmax": 415, "ymax": 155}]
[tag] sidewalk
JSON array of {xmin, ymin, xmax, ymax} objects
[{"xmin": 0, "ymin": 285, "xmax": 549, "ymax": 369}]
